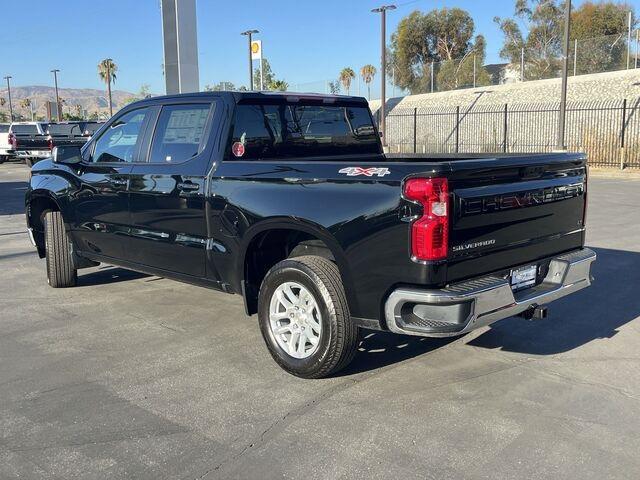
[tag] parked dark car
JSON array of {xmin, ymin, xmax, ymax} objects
[{"xmin": 25, "ymin": 92, "xmax": 595, "ymax": 378}]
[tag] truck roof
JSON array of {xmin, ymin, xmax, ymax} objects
[{"xmin": 131, "ymin": 91, "xmax": 370, "ymax": 106}]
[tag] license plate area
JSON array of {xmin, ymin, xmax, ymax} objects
[{"xmin": 510, "ymin": 264, "xmax": 538, "ymax": 291}]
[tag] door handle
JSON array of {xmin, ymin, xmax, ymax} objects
[{"xmin": 177, "ymin": 181, "xmax": 200, "ymax": 192}]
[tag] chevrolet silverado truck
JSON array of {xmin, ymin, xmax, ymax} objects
[
  {"xmin": 25, "ymin": 92, "xmax": 596, "ymax": 378},
  {"xmin": 45, "ymin": 122, "xmax": 89, "ymax": 149}
]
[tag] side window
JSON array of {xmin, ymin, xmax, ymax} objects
[
  {"xmin": 91, "ymin": 108, "xmax": 150, "ymax": 163},
  {"xmin": 148, "ymin": 104, "xmax": 211, "ymax": 163}
]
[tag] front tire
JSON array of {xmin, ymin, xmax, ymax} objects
[
  {"xmin": 258, "ymin": 255, "xmax": 358, "ymax": 379},
  {"xmin": 44, "ymin": 211, "xmax": 77, "ymax": 288}
]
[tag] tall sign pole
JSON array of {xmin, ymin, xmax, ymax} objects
[
  {"xmin": 557, "ymin": 0, "xmax": 571, "ymax": 150},
  {"xmin": 3, "ymin": 76, "xmax": 13, "ymax": 121},
  {"xmin": 161, "ymin": 0, "xmax": 199, "ymax": 94},
  {"xmin": 372, "ymin": 5, "xmax": 396, "ymax": 148},
  {"xmin": 51, "ymin": 69, "xmax": 61, "ymax": 121},
  {"xmin": 242, "ymin": 30, "xmax": 259, "ymax": 90}
]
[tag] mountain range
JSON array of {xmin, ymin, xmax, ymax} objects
[{"xmin": 0, "ymin": 85, "xmax": 137, "ymax": 120}]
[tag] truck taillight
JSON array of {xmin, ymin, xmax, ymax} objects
[
  {"xmin": 47, "ymin": 136, "xmax": 53, "ymax": 150},
  {"xmin": 8, "ymin": 133, "xmax": 16, "ymax": 148},
  {"xmin": 404, "ymin": 177, "xmax": 449, "ymax": 261}
]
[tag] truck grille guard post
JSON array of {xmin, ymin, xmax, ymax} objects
[{"xmin": 384, "ymin": 248, "xmax": 596, "ymax": 337}]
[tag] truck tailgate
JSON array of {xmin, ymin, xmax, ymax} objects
[{"xmin": 446, "ymin": 154, "xmax": 586, "ymax": 283}]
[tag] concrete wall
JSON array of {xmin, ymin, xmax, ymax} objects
[
  {"xmin": 370, "ymin": 69, "xmax": 640, "ymax": 112},
  {"xmin": 370, "ymin": 70, "xmax": 640, "ymax": 168}
]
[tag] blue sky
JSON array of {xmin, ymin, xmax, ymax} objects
[{"xmin": 1, "ymin": 0, "xmax": 637, "ymax": 93}]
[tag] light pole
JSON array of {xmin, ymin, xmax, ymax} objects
[
  {"xmin": 51, "ymin": 69, "xmax": 61, "ymax": 121},
  {"xmin": 372, "ymin": 4, "xmax": 396, "ymax": 147},
  {"xmin": 3, "ymin": 75, "xmax": 13, "ymax": 121},
  {"xmin": 557, "ymin": 0, "xmax": 571, "ymax": 150},
  {"xmin": 241, "ymin": 29, "xmax": 259, "ymax": 90}
]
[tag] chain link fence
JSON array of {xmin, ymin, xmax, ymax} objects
[{"xmin": 382, "ymin": 98, "xmax": 640, "ymax": 169}]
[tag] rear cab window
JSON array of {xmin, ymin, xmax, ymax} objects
[
  {"xmin": 227, "ymin": 99, "xmax": 381, "ymax": 160},
  {"xmin": 48, "ymin": 124, "xmax": 82, "ymax": 136},
  {"xmin": 0, "ymin": 124, "xmax": 9, "ymax": 133},
  {"xmin": 11, "ymin": 124, "xmax": 40, "ymax": 135}
]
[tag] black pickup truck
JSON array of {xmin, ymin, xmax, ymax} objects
[
  {"xmin": 45, "ymin": 122, "xmax": 89, "ymax": 149},
  {"xmin": 10, "ymin": 122, "xmax": 52, "ymax": 167},
  {"xmin": 25, "ymin": 92, "xmax": 595, "ymax": 378}
]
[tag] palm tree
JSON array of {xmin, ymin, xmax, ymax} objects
[
  {"xmin": 98, "ymin": 58, "xmax": 118, "ymax": 117},
  {"xmin": 19, "ymin": 98, "xmax": 33, "ymax": 120},
  {"xmin": 339, "ymin": 68, "xmax": 355, "ymax": 95},
  {"xmin": 360, "ymin": 65, "xmax": 377, "ymax": 100}
]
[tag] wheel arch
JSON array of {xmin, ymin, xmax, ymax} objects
[
  {"xmin": 238, "ymin": 218, "xmax": 359, "ymax": 317},
  {"xmin": 26, "ymin": 192, "xmax": 65, "ymax": 258}
]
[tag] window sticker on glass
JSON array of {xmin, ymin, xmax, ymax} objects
[{"xmin": 232, "ymin": 141, "xmax": 245, "ymax": 157}]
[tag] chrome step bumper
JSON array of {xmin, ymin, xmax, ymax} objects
[{"xmin": 384, "ymin": 248, "xmax": 596, "ymax": 337}]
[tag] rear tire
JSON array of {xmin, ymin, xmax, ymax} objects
[
  {"xmin": 44, "ymin": 211, "xmax": 77, "ymax": 288},
  {"xmin": 258, "ymin": 255, "xmax": 358, "ymax": 379}
]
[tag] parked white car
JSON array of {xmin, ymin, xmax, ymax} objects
[{"xmin": 0, "ymin": 123, "xmax": 13, "ymax": 162}]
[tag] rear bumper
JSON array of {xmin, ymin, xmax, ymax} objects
[
  {"xmin": 16, "ymin": 150, "xmax": 51, "ymax": 159},
  {"xmin": 384, "ymin": 248, "xmax": 596, "ymax": 337}
]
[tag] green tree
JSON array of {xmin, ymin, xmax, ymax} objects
[
  {"xmin": 494, "ymin": 0, "xmax": 565, "ymax": 80},
  {"xmin": 123, "ymin": 84, "xmax": 154, "ymax": 105},
  {"xmin": 339, "ymin": 68, "xmax": 355, "ymax": 94},
  {"xmin": 571, "ymin": 2, "xmax": 635, "ymax": 74},
  {"xmin": 390, "ymin": 8, "xmax": 487, "ymax": 93},
  {"xmin": 19, "ymin": 98, "xmax": 33, "ymax": 120},
  {"xmin": 435, "ymin": 34, "xmax": 491, "ymax": 90},
  {"xmin": 360, "ymin": 64, "xmax": 377, "ymax": 100},
  {"xmin": 204, "ymin": 82, "xmax": 237, "ymax": 91},
  {"xmin": 98, "ymin": 58, "xmax": 118, "ymax": 116},
  {"xmin": 270, "ymin": 79, "xmax": 289, "ymax": 91},
  {"xmin": 254, "ymin": 59, "xmax": 275, "ymax": 90},
  {"xmin": 328, "ymin": 80, "xmax": 340, "ymax": 94},
  {"xmin": 0, "ymin": 112, "xmax": 7, "ymax": 122},
  {"xmin": 253, "ymin": 58, "xmax": 288, "ymax": 91}
]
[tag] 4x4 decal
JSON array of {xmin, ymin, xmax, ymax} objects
[{"xmin": 338, "ymin": 167, "xmax": 391, "ymax": 177}]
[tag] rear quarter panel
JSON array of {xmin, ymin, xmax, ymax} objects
[{"xmin": 208, "ymin": 159, "xmax": 447, "ymax": 320}]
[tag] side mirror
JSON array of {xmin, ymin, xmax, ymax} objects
[{"xmin": 52, "ymin": 145, "xmax": 82, "ymax": 165}]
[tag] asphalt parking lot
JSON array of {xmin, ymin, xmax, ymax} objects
[{"xmin": 1, "ymin": 162, "xmax": 639, "ymax": 480}]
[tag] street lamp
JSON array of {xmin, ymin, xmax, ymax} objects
[
  {"xmin": 372, "ymin": 4, "xmax": 396, "ymax": 147},
  {"xmin": 557, "ymin": 0, "xmax": 571, "ymax": 150},
  {"xmin": 51, "ymin": 69, "xmax": 61, "ymax": 122},
  {"xmin": 241, "ymin": 29, "xmax": 259, "ymax": 90},
  {"xmin": 3, "ymin": 75, "xmax": 13, "ymax": 121}
]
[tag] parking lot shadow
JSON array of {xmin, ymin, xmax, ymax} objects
[
  {"xmin": 77, "ymin": 266, "xmax": 150, "ymax": 287},
  {"xmin": 340, "ymin": 331, "xmax": 458, "ymax": 376},
  {"xmin": 0, "ymin": 181, "xmax": 29, "ymax": 216},
  {"xmin": 468, "ymin": 247, "xmax": 640, "ymax": 355}
]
